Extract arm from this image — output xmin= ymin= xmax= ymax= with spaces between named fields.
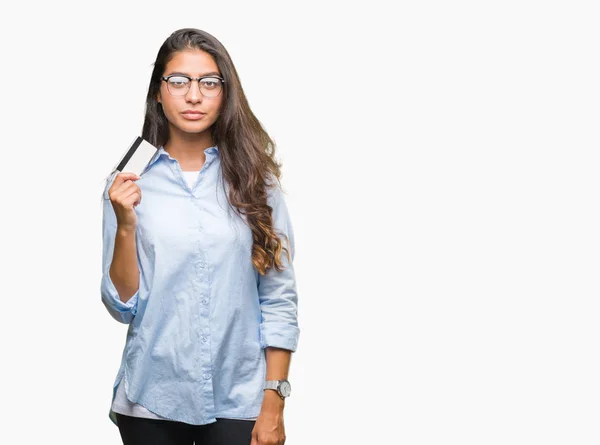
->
xmin=262 ymin=347 xmax=292 ymax=412
xmin=100 ymin=174 xmax=141 ymax=324
xmin=252 ymin=185 xmax=300 ymax=444
xmin=257 ymin=185 xmax=300 ymax=353
xmin=109 ymin=226 xmax=140 ymax=303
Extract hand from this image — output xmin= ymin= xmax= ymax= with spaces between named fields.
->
xmin=108 ymin=172 xmax=142 ymax=231
xmin=250 ymin=392 xmax=286 ymax=445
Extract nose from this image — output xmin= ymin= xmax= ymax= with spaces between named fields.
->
xmin=185 ymin=80 xmax=203 ymax=103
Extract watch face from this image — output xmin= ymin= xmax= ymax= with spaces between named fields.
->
xmin=279 ymin=380 xmax=291 ymax=397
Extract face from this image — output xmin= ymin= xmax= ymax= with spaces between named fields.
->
xmin=157 ymin=49 xmax=224 ymax=139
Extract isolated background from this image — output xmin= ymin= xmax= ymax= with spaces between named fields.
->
xmin=0 ymin=1 xmax=598 ymax=444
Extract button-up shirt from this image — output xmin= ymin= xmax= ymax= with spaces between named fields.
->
xmin=100 ymin=145 xmax=300 ymax=426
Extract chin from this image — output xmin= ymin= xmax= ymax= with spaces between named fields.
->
xmin=178 ymin=121 xmax=212 ymax=134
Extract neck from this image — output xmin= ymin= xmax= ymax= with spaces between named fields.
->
xmin=164 ymin=128 xmax=215 ymax=169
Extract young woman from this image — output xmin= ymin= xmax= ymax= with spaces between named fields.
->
xmin=101 ymin=28 xmax=300 ymax=445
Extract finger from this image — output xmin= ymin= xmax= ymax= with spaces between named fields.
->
xmin=112 ymin=189 xmax=141 ymax=208
xmin=111 ymin=172 xmax=141 ymax=189
xmin=115 ymin=177 xmax=140 ymax=193
xmin=110 ymin=181 xmax=140 ymax=201
xmin=116 ymin=171 xmax=140 ymax=182
xmin=131 ymin=190 xmax=142 ymax=207
xmin=121 ymin=171 xmax=141 ymax=178
xmin=123 ymin=190 xmax=142 ymax=208
xmin=116 ymin=181 xmax=140 ymax=197
xmin=250 ymin=433 xmax=259 ymax=445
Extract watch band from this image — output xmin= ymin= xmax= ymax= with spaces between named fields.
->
xmin=264 ymin=380 xmax=280 ymax=391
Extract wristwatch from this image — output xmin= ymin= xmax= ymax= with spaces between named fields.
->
xmin=264 ymin=379 xmax=291 ymax=399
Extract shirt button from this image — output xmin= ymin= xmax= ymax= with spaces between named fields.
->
xmin=202 ymin=299 xmax=208 ymax=305
xmin=203 ymin=373 xmax=211 ymax=380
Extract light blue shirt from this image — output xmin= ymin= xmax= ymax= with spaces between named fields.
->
xmin=100 ymin=145 xmax=300 ymax=426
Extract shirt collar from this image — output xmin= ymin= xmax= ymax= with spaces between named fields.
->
xmin=143 ymin=144 xmax=219 ymax=173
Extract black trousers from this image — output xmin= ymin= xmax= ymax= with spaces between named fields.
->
xmin=116 ymin=413 xmax=255 ymax=445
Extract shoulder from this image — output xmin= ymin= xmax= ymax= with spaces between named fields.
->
xmin=265 ymin=184 xmax=288 ymax=216
xmin=102 ymin=170 xmax=119 ymax=200
xmin=265 ymin=175 xmax=286 ymax=204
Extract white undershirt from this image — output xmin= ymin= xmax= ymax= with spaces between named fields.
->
xmin=181 ymin=170 xmax=201 ymax=188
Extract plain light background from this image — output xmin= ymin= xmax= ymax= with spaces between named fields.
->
xmin=0 ymin=1 xmax=598 ymax=444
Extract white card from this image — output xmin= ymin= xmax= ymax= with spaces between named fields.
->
xmin=114 ymin=137 xmax=159 ymax=177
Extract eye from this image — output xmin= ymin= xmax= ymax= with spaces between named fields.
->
xmin=168 ymin=76 xmax=189 ymax=88
xmin=200 ymin=78 xmax=220 ymax=90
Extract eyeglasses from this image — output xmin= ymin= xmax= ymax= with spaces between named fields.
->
xmin=161 ymin=75 xmax=225 ymax=98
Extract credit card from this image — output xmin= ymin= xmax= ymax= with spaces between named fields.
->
xmin=114 ymin=136 xmax=159 ymax=177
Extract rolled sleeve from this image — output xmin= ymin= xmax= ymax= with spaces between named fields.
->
xmin=101 ymin=269 xmax=139 ymax=324
xmin=257 ymin=184 xmax=300 ymax=352
xmin=100 ymin=173 xmax=139 ymax=324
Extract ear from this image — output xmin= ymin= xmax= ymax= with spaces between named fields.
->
xmin=157 ymin=91 xmax=162 ymax=104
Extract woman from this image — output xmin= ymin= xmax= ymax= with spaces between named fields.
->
xmin=100 ymin=28 xmax=300 ymax=445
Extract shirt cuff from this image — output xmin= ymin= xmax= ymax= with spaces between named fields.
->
xmin=259 ymin=322 xmax=300 ymax=352
xmin=101 ymin=271 xmax=139 ymax=324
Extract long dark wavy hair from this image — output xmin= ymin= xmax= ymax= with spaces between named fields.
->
xmin=142 ymin=28 xmax=290 ymax=275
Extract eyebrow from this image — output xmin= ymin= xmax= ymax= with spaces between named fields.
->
xmin=165 ymin=71 xmax=221 ymax=77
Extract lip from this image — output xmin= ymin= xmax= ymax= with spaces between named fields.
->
xmin=181 ymin=111 xmax=206 ymax=120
